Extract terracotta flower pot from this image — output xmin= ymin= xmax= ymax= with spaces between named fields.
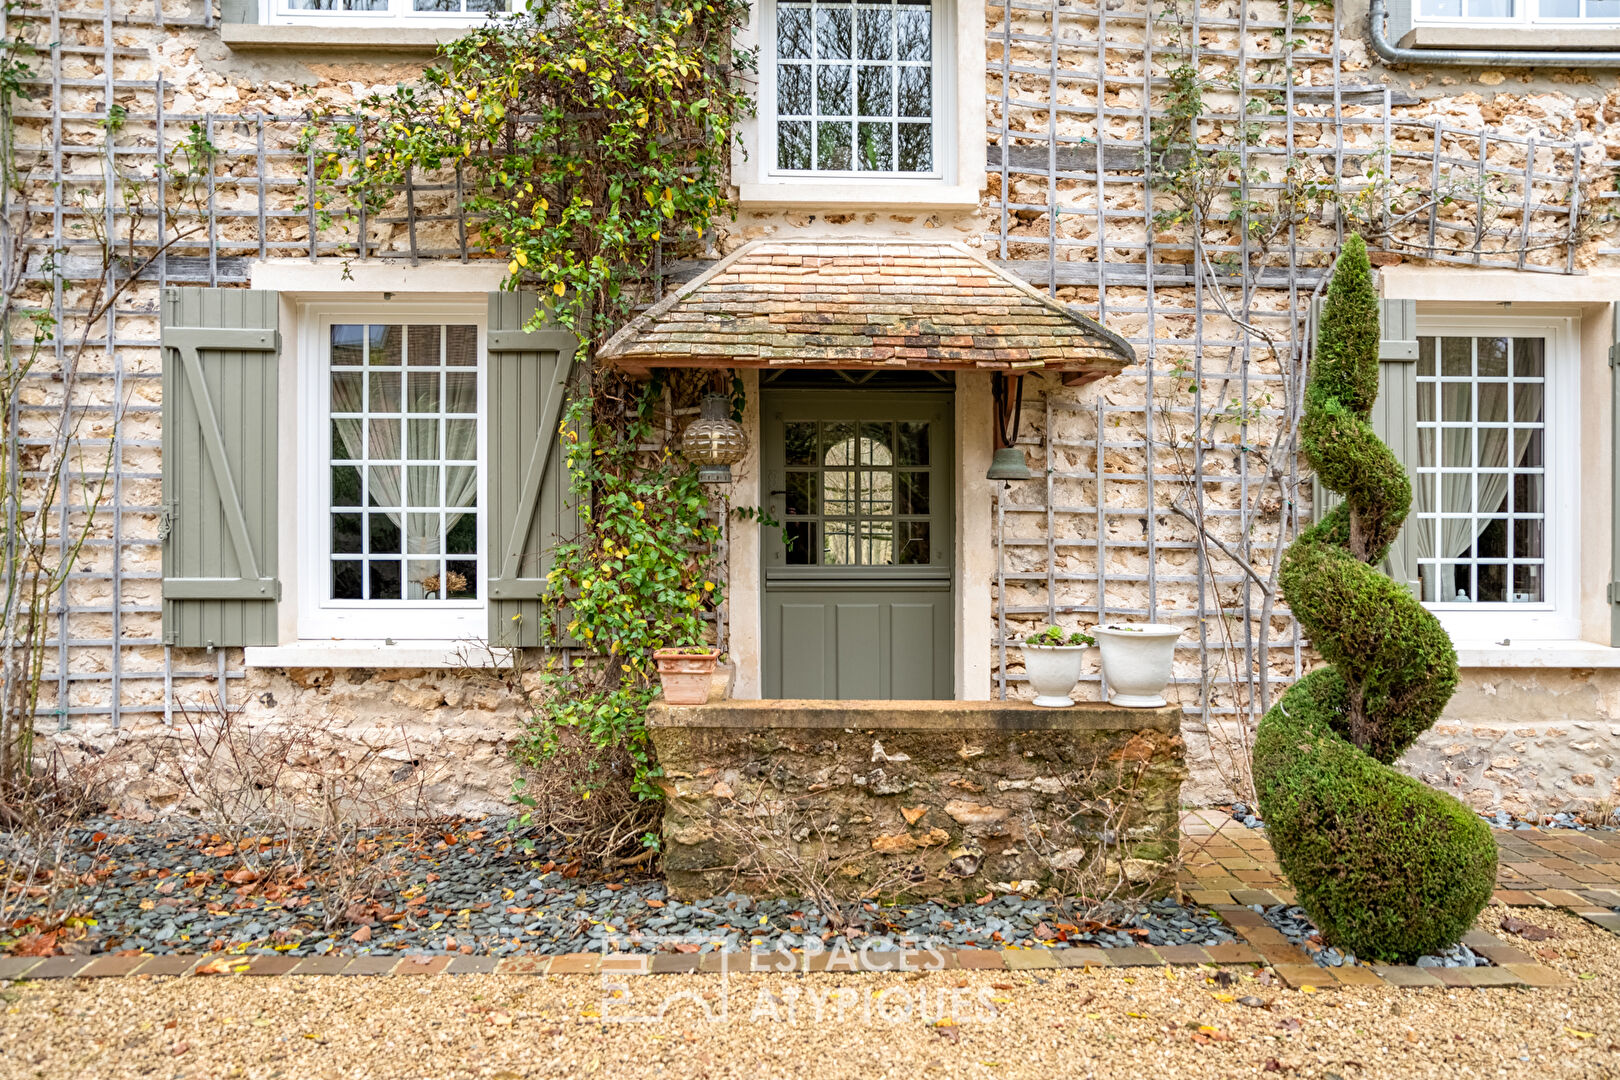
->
xmin=653 ymin=648 xmax=721 ymax=705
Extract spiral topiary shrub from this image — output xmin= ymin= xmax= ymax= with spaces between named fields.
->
xmin=1253 ymin=235 xmax=1497 ymax=963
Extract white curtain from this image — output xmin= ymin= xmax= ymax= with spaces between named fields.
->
xmin=331 ymin=370 xmax=478 ymax=576
xmin=1415 ymin=380 xmax=1540 ymax=600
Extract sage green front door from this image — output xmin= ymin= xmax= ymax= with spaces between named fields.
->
xmin=761 ymin=389 xmax=954 ymax=699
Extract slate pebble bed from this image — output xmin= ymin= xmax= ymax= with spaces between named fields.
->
xmin=7 ymin=819 xmax=1236 ymax=958
xmin=1259 ymin=903 xmax=1492 ymax=969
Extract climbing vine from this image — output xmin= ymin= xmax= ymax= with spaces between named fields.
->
xmin=515 ymin=383 xmax=724 ymax=805
xmin=1 ymin=0 xmax=220 ymax=794
xmin=300 ymin=0 xmax=753 ymax=342
xmin=298 ymin=0 xmax=754 ymax=818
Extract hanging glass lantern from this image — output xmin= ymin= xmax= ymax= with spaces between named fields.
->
xmin=681 ymin=392 xmax=747 ymax=483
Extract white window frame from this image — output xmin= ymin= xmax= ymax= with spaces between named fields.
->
xmin=295 ymin=299 xmax=488 ymax=642
xmin=760 ymin=0 xmax=953 ymax=183
xmin=1414 ymin=314 xmax=1579 ymax=643
xmin=262 ymin=0 xmax=511 ymax=27
xmin=1412 ymin=0 xmax=1620 ymax=26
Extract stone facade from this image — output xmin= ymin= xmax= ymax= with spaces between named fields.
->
xmin=648 ymin=700 xmax=1186 ymax=901
xmin=12 ymin=0 xmax=1620 ymax=823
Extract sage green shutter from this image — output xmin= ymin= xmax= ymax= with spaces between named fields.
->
xmin=485 ymin=293 xmax=580 ymax=647
xmin=1312 ymin=298 xmax=1420 ymax=595
xmin=161 ymin=287 xmax=281 ymax=648
xmin=1610 ymin=302 xmax=1620 ymax=644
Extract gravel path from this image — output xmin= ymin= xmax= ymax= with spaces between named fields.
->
xmin=2 ymin=907 xmax=1616 ymax=1080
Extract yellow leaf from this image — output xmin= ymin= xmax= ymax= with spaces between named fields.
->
xmin=1084 ymin=1013 xmax=1102 ymax=1020
xmin=1566 ymin=1028 xmax=1595 ymax=1039
xmin=1211 ymin=993 xmax=1236 ymax=1003
xmin=1298 ymin=985 xmax=1318 ymax=994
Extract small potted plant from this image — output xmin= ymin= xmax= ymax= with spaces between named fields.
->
xmin=1091 ymin=622 xmax=1183 ymax=707
xmin=653 ymin=644 xmax=721 ymax=705
xmin=1020 ymin=625 xmax=1095 ymax=708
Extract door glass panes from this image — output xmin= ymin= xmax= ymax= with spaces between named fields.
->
xmin=775 ymin=0 xmax=935 ymax=174
xmin=328 ymin=323 xmax=480 ymax=603
xmin=783 ymin=418 xmax=932 ymax=565
xmin=1414 ymin=335 xmax=1546 ymax=605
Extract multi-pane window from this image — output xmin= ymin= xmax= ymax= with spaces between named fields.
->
xmin=781 ymin=419 xmax=934 ymax=565
xmin=773 ymin=0 xmax=937 ymax=174
xmin=1416 ymin=0 xmax=1620 ymax=20
xmin=1413 ymin=334 xmax=1546 ymax=607
xmin=327 ymin=323 xmax=480 ymax=605
xmin=272 ymin=0 xmax=506 ymax=23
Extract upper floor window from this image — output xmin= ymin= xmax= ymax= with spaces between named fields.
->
xmin=1412 ymin=317 xmax=1578 ymax=641
xmin=765 ymin=0 xmax=948 ymax=178
xmin=1415 ymin=0 xmax=1620 ymax=22
xmin=267 ymin=0 xmax=508 ymax=26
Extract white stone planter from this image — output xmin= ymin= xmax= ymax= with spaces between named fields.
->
xmin=1022 ymin=644 xmax=1088 ymax=708
xmin=1093 ymin=623 xmax=1182 ymax=707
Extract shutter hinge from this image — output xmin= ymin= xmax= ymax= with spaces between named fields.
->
xmin=1610 ymin=343 xmax=1619 ymax=367
xmin=158 ymin=502 xmax=175 ymax=541
xmin=1609 ymin=582 xmax=1620 ymax=604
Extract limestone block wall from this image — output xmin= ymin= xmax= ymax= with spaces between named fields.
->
xmin=45 ymin=665 xmax=529 ymax=820
xmin=1403 ymin=670 xmax=1620 ymax=820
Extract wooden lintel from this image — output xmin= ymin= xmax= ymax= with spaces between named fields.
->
xmin=607 ymin=357 xmax=1131 ymax=382
xmin=1061 ymin=369 xmax=1114 ymax=389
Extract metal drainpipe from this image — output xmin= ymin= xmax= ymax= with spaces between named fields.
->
xmin=1367 ymin=0 xmax=1620 ymax=67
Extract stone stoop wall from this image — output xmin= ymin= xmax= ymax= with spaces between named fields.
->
xmin=1400 ymin=669 xmax=1620 ymax=820
xmin=647 ymin=700 xmax=1186 ymax=902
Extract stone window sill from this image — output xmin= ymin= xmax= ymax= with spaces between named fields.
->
xmin=1453 ymin=640 xmax=1620 ymax=669
xmin=1396 ymin=26 xmax=1620 ymax=51
xmin=244 ymin=640 xmax=508 ymax=670
xmin=736 ymin=182 xmax=982 ymax=211
xmin=221 ymin=25 xmax=465 ymax=51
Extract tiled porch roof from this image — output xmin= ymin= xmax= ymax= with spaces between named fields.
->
xmin=597 ymin=239 xmax=1136 ymax=382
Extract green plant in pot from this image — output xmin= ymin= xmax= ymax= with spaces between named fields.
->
xmin=653 ymin=645 xmax=721 ymax=705
xmin=1020 ymin=625 xmax=1095 ymax=708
